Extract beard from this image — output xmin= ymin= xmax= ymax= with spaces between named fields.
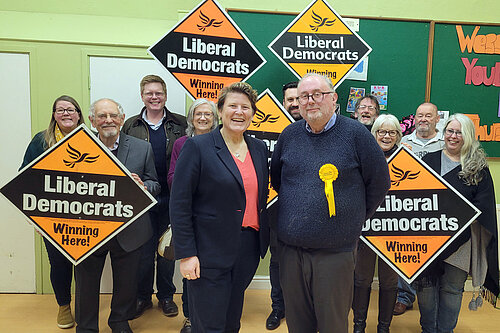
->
xmin=288 ymin=106 xmax=302 ymax=120
xmin=100 ymin=127 xmax=118 ymax=138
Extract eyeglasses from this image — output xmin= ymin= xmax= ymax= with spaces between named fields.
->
xmin=445 ymin=129 xmax=462 ymax=138
xmin=54 ymin=108 xmax=77 ymax=114
xmin=297 ymin=91 xmax=334 ymax=105
xmin=358 ymin=105 xmax=376 ymax=111
xmin=143 ymin=92 xmax=165 ymax=98
xmin=377 ymin=130 xmax=398 ymax=137
xmin=96 ymin=113 xmax=121 ymax=120
xmin=194 ymin=112 xmax=213 ymax=119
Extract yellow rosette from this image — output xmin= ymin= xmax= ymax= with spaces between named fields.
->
xmin=319 ymin=164 xmax=338 ymax=217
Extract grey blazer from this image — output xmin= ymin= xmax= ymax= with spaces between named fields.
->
xmin=115 ymin=133 xmax=160 ymax=252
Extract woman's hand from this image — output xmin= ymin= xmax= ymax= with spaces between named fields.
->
xmin=180 ymin=256 xmax=200 ymax=280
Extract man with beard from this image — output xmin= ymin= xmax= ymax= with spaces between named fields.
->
xmin=401 ymin=102 xmax=444 ymax=159
xmin=354 ymin=95 xmax=380 ymax=131
xmin=271 ymin=73 xmax=390 ymax=332
xmin=265 ymin=81 xmax=301 ymax=330
xmin=75 ymin=98 xmax=160 ymax=333
xmin=282 ymin=81 xmax=301 ymax=120
xmin=394 ymin=102 xmax=444 ymax=316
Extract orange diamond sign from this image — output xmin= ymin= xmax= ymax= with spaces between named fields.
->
xmin=247 ymin=89 xmax=295 ymax=207
xmin=268 ymin=0 xmax=371 ymax=88
xmin=148 ymin=0 xmax=265 ymax=101
xmin=0 ymin=125 xmax=156 ymax=265
xmin=361 ymin=146 xmax=480 ymax=283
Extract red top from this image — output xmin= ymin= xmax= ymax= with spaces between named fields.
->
xmin=232 ymin=151 xmax=259 ymax=231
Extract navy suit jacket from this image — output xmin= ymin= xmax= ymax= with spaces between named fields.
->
xmin=170 ymin=127 xmax=269 ymax=269
xmin=115 ymin=133 xmax=160 ymax=252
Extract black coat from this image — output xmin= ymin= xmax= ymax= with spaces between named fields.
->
xmin=170 ymin=127 xmax=270 ymax=269
xmin=422 ymin=150 xmax=499 ymax=298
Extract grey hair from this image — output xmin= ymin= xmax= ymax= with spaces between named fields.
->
xmin=371 ymin=114 xmax=403 ymax=145
xmin=89 ymin=98 xmax=125 ymax=119
xmin=186 ymin=99 xmax=218 ymax=136
xmin=445 ymin=113 xmax=487 ymax=185
xmin=298 ymin=72 xmax=335 ymax=92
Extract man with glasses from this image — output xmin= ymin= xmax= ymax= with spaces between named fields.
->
xmin=394 ymin=102 xmax=444 ymax=316
xmin=76 ymin=98 xmax=160 ymax=333
xmin=122 ymin=75 xmax=187 ymax=319
xmin=271 ymin=73 xmax=390 ymax=333
xmin=354 ymin=95 xmax=380 ymax=130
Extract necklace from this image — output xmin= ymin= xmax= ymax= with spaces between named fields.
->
xmin=234 ymin=152 xmax=240 ymax=158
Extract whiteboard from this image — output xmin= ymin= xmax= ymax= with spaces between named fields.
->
xmin=0 ymin=52 xmax=36 ymax=292
xmin=89 ymin=56 xmax=187 ymax=123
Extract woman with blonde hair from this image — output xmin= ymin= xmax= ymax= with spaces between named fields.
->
xmin=416 ymin=113 xmax=499 ymax=332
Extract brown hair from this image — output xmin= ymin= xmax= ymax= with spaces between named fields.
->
xmin=217 ymin=82 xmax=258 ymax=114
xmin=140 ymin=75 xmax=167 ymax=95
xmin=44 ymin=95 xmax=83 ymax=148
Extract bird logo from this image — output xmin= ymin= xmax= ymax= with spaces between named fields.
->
xmin=63 ymin=144 xmax=100 ymax=168
xmin=309 ymin=10 xmax=336 ymax=32
xmin=390 ymin=164 xmax=420 ymax=186
xmin=197 ymin=11 xmax=223 ymax=32
xmin=251 ymin=109 xmax=280 ymax=128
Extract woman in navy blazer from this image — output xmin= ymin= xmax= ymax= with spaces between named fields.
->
xmin=170 ymin=82 xmax=269 ymax=333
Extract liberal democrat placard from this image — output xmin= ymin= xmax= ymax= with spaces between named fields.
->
xmin=246 ymin=89 xmax=295 ymax=208
xmin=148 ymin=0 xmax=265 ymax=101
xmin=0 ymin=125 xmax=156 ymax=265
xmin=268 ymin=0 xmax=371 ymax=88
xmin=361 ymin=146 xmax=480 ymax=283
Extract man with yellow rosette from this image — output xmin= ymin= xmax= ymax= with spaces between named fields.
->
xmin=270 ymin=73 xmax=390 ymax=333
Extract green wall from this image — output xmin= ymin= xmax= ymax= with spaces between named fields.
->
xmin=1 ymin=0 xmax=499 ymax=287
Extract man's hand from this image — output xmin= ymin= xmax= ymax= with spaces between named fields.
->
xmin=180 ymin=256 xmax=201 ymax=280
xmin=130 ymin=172 xmax=147 ymax=190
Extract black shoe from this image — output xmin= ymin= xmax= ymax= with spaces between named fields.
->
xmin=112 ymin=329 xmax=133 ymax=333
xmin=266 ymin=310 xmax=285 ymax=330
xmin=180 ymin=318 xmax=192 ymax=333
xmin=132 ymin=299 xmax=152 ymax=319
xmin=111 ymin=322 xmax=133 ymax=333
xmin=159 ymin=299 xmax=179 ymax=317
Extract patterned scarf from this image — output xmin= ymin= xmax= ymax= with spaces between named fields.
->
xmin=54 ymin=124 xmax=65 ymax=142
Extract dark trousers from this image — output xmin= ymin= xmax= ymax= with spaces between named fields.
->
xmin=354 ymin=242 xmax=398 ymax=291
xmin=75 ymin=238 xmax=141 ymax=333
xmin=182 ymin=277 xmax=189 ymax=318
xmin=269 ymin=230 xmax=284 ymax=312
xmin=137 ymin=191 xmax=176 ymax=301
xmin=44 ymin=237 xmax=73 ymax=306
xmin=353 ymin=242 xmax=398 ymax=328
xmin=188 ymin=228 xmax=260 ymax=333
xmin=279 ymin=242 xmax=355 ymax=333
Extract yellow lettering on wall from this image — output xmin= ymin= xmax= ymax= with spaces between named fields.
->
xmin=465 ymin=114 xmax=500 ymax=142
xmin=456 ymin=25 xmax=500 ymax=55
xmin=457 ymin=25 xmax=480 ymax=53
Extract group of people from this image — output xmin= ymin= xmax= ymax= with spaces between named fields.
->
xmin=349 ymin=94 xmax=499 ymax=333
xmin=22 ymin=72 xmax=499 ymax=333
